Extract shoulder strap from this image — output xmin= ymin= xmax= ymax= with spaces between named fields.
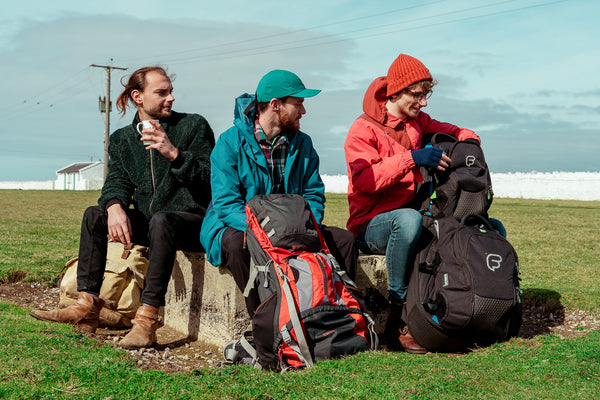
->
xmin=461 ymin=214 xmax=495 ymax=231
xmin=275 ymin=263 xmax=314 ymax=368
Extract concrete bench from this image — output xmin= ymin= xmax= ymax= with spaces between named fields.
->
xmin=163 ymin=252 xmax=389 ymax=348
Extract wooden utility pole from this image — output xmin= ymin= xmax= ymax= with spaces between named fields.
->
xmin=91 ymin=63 xmax=127 ymax=181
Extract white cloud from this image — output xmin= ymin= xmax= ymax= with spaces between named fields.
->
xmin=1 ymin=1 xmax=599 ymax=180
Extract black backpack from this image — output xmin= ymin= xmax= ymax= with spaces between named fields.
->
xmin=416 ymin=133 xmax=493 ymax=220
xmin=405 ymin=214 xmax=522 ymax=352
xmin=224 ymin=194 xmax=377 ymax=371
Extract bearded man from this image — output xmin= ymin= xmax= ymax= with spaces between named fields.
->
xmin=200 ymin=70 xmax=357 ymax=316
xmin=30 ymin=66 xmax=215 ymax=349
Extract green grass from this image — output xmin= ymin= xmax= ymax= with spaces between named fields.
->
xmin=0 ymin=190 xmax=99 ymax=283
xmin=1 ymin=300 xmax=599 ymax=399
xmin=1 ymin=190 xmax=600 ymax=399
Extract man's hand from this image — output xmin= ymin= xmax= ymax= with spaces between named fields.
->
xmin=411 ymin=147 xmax=451 ymax=171
xmin=107 ymin=203 xmax=132 ymax=244
xmin=140 ymin=120 xmax=179 ymax=161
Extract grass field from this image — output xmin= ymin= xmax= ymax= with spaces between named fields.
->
xmin=1 ymin=190 xmax=599 ymax=399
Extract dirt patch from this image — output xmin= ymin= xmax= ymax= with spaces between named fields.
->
xmin=1 ymin=282 xmax=223 ymax=372
xmin=2 ymin=282 xmax=599 ymax=373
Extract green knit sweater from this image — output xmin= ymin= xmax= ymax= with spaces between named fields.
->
xmin=98 ymin=111 xmax=215 ymax=219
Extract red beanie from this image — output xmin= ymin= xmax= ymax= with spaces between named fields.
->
xmin=386 ymin=54 xmax=432 ymax=97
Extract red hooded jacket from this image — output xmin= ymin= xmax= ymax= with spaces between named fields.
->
xmin=344 ymin=76 xmax=480 ymax=236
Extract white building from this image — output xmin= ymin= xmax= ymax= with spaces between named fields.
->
xmin=54 ymin=162 xmax=104 ymax=190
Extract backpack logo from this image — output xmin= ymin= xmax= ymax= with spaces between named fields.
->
xmin=486 ymin=254 xmax=502 ymax=271
xmin=465 ymin=155 xmax=476 ymax=167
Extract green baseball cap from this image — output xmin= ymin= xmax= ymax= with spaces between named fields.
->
xmin=256 ymin=70 xmax=321 ymax=102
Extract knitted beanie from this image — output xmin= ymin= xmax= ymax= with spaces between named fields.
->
xmin=386 ymin=54 xmax=432 ymax=97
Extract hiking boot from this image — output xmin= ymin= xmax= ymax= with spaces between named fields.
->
xmin=29 ymin=291 xmax=104 ymax=334
xmin=399 ymin=325 xmax=427 ymax=354
xmin=384 ymin=302 xmax=427 ymax=354
xmin=118 ymin=305 xmax=159 ymax=349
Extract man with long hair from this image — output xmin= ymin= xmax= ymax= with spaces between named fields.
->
xmin=30 ymin=66 xmax=215 ymax=349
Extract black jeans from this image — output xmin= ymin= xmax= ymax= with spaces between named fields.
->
xmin=221 ymin=225 xmax=357 ymax=317
xmin=76 ymin=206 xmax=204 ymax=307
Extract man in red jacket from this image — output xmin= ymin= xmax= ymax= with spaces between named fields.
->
xmin=344 ymin=54 xmax=480 ymax=354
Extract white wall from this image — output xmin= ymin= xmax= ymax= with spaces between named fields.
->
xmin=322 ymin=172 xmax=600 ymax=201
xmin=0 ymin=181 xmax=55 ymax=190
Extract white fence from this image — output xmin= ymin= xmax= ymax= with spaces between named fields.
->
xmin=2 ymin=172 xmax=599 ymax=200
xmin=0 ymin=181 xmax=55 ymax=190
xmin=322 ymin=172 xmax=600 ymax=201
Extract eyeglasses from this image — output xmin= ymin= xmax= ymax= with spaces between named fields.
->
xmin=403 ymin=89 xmax=433 ymax=102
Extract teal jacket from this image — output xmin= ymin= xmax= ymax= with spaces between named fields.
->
xmin=200 ymin=93 xmax=326 ymax=266
xmin=98 ymin=111 xmax=215 ymax=219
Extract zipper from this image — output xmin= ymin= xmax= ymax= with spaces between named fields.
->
xmin=148 ymin=149 xmax=156 ymax=216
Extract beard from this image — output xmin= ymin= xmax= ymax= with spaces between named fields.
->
xmin=278 ymin=109 xmax=300 ymax=134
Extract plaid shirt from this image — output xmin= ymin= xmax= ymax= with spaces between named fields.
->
xmin=254 ymin=118 xmax=288 ymax=194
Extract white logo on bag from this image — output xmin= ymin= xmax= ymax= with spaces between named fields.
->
xmin=486 ymin=254 xmax=502 ymax=271
xmin=466 ymin=155 xmax=476 ymax=167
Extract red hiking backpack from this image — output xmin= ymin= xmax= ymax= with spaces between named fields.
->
xmin=232 ymin=194 xmax=378 ymax=371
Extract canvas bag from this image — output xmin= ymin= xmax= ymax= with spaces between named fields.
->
xmin=59 ymin=241 xmax=149 ymax=328
xmin=405 ymin=214 xmax=522 ymax=352
xmin=230 ymin=194 xmax=378 ymax=371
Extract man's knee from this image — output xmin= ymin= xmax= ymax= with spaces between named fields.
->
xmin=391 ymin=209 xmax=422 ymax=236
xmin=221 ymin=228 xmax=246 ymax=258
xmin=83 ymin=205 xmax=104 ymax=220
xmin=82 ymin=205 xmax=107 ymax=232
xmin=148 ymin=211 xmax=172 ymax=231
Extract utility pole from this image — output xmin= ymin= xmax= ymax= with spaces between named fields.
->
xmin=91 ymin=63 xmax=127 ymax=181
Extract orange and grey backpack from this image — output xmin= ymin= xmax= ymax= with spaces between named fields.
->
xmin=224 ymin=194 xmax=377 ymax=371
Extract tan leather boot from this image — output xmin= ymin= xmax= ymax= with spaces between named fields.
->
xmin=118 ymin=305 xmax=159 ymax=349
xmin=29 ymin=291 xmax=104 ymax=334
xmin=385 ymin=302 xmax=427 ymax=354
xmin=399 ymin=325 xmax=427 ymax=354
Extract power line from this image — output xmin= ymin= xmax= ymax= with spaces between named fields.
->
xmin=1 ymin=0 xmax=567 ymax=116
xmin=161 ymin=0 xmax=564 ymax=66
xmin=119 ymin=0 xmax=525 ymax=65
xmin=117 ymin=0 xmax=453 ymax=65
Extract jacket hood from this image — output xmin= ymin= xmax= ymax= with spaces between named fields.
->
xmin=233 ymin=93 xmax=257 ymax=130
xmin=362 ymin=76 xmax=389 ymax=125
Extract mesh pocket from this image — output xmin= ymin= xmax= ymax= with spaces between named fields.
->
xmin=472 ymin=295 xmax=514 ymax=338
xmin=454 ymin=190 xmax=486 ymax=219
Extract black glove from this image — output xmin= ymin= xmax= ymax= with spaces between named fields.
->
xmin=411 ymin=147 xmax=443 ymax=168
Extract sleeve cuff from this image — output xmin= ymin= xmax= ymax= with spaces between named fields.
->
xmin=104 ymin=199 xmax=122 ymax=212
xmin=170 ymin=149 xmax=186 ymax=169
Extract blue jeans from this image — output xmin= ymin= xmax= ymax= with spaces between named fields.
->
xmin=358 ymin=208 xmax=422 ymax=304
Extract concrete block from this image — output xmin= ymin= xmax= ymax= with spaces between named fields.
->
xmin=161 ymin=252 xmax=390 ymax=348
xmin=354 ymin=255 xmax=389 ymax=335
xmin=162 ymin=251 xmax=250 ymax=348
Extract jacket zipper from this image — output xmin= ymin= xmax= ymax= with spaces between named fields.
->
xmin=148 ymin=149 xmax=156 ymax=216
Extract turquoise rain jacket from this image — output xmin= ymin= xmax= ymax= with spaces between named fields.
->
xmin=200 ymin=93 xmax=326 ymax=266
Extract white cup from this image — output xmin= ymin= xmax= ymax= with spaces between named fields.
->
xmin=136 ymin=120 xmax=159 ymax=145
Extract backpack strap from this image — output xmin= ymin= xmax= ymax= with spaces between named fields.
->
xmin=238 ymin=331 xmax=258 ymax=361
xmin=461 ymin=214 xmax=495 ymax=231
xmin=222 ymin=331 xmax=260 ymax=368
xmin=243 ymin=259 xmax=271 ymax=297
xmin=275 ymin=263 xmax=314 ymax=368
xmin=325 ymin=253 xmax=358 ymax=289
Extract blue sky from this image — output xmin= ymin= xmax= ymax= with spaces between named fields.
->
xmin=0 ymin=0 xmax=598 ymax=180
